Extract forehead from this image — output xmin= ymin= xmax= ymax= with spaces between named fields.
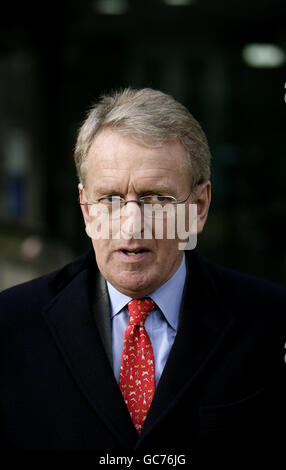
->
xmin=85 ymin=128 xmax=190 ymax=191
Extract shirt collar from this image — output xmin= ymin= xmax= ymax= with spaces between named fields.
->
xmin=107 ymin=254 xmax=186 ymax=332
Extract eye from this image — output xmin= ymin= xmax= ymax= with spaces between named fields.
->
xmin=98 ymin=195 xmax=123 ymax=204
xmin=143 ymin=195 xmax=174 ymax=204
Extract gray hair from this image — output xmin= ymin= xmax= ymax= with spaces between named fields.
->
xmin=74 ymin=88 xmax=211 ymax=189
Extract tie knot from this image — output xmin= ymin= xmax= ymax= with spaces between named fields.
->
xmin=127 ymin=298 xmax=155 ymax=326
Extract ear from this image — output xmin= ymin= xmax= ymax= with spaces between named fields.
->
xmin=194 ymin=180 xmax=211 ymax=234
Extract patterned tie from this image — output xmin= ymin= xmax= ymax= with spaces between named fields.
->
xmin=119 ymin=298 xmax=156 ymax=434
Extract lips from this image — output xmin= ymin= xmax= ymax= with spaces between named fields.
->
xmin=118 ymin=245 xmax=150 ymax=253
xmin=122 ymin=249 xmax=146 ymax=256
xmin=116 ymin=246 xmax=151 ymax=260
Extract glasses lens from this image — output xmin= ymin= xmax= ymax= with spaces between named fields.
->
xmin=143 ymin=203 xmax=176 ymax=220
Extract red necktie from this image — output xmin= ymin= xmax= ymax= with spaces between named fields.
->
xmin=119 ymin=298 xmax=156 ymax=434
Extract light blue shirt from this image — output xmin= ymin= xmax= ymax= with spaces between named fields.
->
xmin=107 ymin=255 xmax=186 ymax=386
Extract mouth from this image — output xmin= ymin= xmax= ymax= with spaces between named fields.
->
xmin=121 ymin=249 xmax=147 ymax=256
xmin=116 ymin=247 xmax=151 ymax=261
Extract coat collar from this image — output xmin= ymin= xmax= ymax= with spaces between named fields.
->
xmin=42 ymin=252 xmax=138 ymax=448
xmin=137 ymin=249 xmax=237 ymax=443
xmin=41 ymin=248 xmax=236 ymax=448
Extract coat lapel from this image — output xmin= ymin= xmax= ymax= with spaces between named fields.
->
xmin=41 ymin=263 xmax=138 ymax=448
xmin=41 ymin=249 xmax=237 ymax=447
xmin=138 ymin=250 xmax=237 ymax=442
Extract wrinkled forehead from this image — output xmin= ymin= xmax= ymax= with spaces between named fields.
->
xmin=86 ymin=128 xmax=190 ymax=172
xmin=83 ymin=129 xmax=191 ymax=194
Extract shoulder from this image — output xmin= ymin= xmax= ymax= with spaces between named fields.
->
xmin=0 ymin=250 xmax=96 ymax=326
xmin=203 ymin=255 xmax=286 ymax=337
xmin=187 ymin=249 xmax=286 ymax=324
xmin=207 ymin=257 xmax=286 ymax=305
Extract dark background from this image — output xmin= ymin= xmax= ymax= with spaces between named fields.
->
xmin=0 ymin=0 xmax=285 ymax=290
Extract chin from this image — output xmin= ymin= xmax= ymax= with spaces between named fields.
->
xmin=115 ymin=271 xmax=155 ymax=297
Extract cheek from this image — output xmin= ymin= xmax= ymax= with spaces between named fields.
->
xmin=155 ymin=238 xmax=181 ymax=261
xmin=146 ymin=215 xmax=175 ymax=241
xmin=92 ymin=239 xmax=111 ymax=264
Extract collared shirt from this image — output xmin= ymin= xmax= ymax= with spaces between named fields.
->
xmin=107 ymin=254 xmax=186 ymax=386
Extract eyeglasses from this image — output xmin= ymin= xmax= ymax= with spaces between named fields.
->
xmin=80 ymin=192 xmax=192 ymax=219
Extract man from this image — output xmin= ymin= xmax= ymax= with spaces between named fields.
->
xmin=0 ymin=88 xmax=285 ymax=464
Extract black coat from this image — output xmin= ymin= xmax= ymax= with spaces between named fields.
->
xmin=0 ymin=249 xmax=285 ymax=465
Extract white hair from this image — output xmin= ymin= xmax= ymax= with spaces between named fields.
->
xmin=74 ymin=87 xmax=211 ymax=189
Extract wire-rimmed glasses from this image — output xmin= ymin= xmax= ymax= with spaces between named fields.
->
xmin=79 ymin=192 xmax=192 ymax=220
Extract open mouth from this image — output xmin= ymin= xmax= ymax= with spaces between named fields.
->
xmin=121 ymin=249 xmax=147 ymax=256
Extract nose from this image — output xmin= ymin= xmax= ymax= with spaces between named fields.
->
xmin=120 ymin=201 xmax=143 ymax=239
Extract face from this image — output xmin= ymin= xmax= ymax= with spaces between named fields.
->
xmin=80 ymin=128 xmax=210 ymax=298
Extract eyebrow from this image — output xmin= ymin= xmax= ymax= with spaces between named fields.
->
xmin=90 ymin=185 xmax=175 ymax=198
xmin=89 ymin=187 xmax=123 ymax=199
xmin=141 ymin=187 xmax=174 ymax=195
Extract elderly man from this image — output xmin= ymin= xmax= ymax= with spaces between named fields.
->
xmin=0 ymin=88 xmax=285 ymax=464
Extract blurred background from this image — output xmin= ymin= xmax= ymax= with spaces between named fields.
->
xmin=0 ymin=0 xmax=285 ymax=291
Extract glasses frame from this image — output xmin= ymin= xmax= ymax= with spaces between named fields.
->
xmin=79 ymin=191 xmax=193 ymax=208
